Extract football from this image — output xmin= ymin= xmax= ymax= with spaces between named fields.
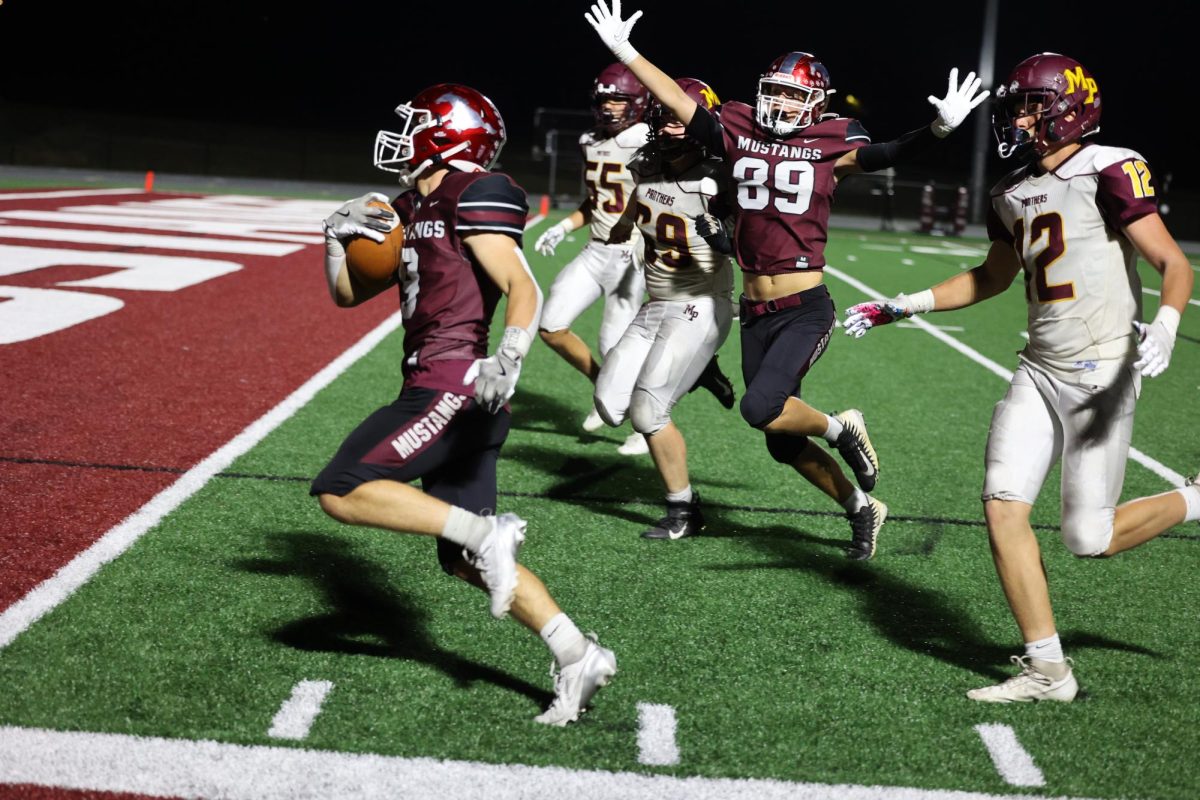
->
xmin=345 ymin=200 xmax=404 ymax=282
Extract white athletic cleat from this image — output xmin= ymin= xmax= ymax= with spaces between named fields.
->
xmin=534 ymin=634 xmax=617 ymax=726
xmin=582 ymin=408 xmax=605 ymax=432
xmin=967 ymin=656 xmax=1078 ymax=703
xmin=468 ymin=513 xmax=525 ymax=619
xmin=617 ymin=431 xmax=649 ymax=455
xmin=833 ymin=408 xmax=879 ymax=492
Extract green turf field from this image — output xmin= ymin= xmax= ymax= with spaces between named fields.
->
xmin=1 ymin=220 xmax=1197 ymax=798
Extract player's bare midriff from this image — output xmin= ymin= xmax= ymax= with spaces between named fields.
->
xmin=742 ymin=269 xmax=824 ymax=301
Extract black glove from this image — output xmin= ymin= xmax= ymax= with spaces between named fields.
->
xmin=694 ymin=213 xmax=733 ymax=255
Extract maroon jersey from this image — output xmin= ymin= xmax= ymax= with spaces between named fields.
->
xmin=390 ymin=171 xmax=528 ymax=392
xmin=686 ymin=101 xmax=870 ymax=275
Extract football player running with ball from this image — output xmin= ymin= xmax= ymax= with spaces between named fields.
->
xmin=586 ymin=0 xmax=989 ymax=559
xmin=592 ymin=77 xmax=735 ymax=540
xmin=315 ymin=84 xmax=615 ymax=726
xmin=843 ymin=54 xmax=1198 ymax=701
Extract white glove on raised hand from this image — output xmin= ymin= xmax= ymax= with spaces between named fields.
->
xmin=463 ymin=327 xmax=532 ymax=414
xmin=323 ymin=192 xmax=396 ymax=243
xmin=585 ymin=0 xmax=643 ymax=64
xmin=929 ymin=68 xmax=990 ymax=138
xmin=535 ymin=222 xmax=569 ymax=257
xmin=1132 ymin=307 xmax=1181 ymax=378
xmin=842 ymin=291 xmax=934 ymax=338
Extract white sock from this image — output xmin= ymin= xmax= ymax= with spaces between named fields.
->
xmin=1025 ymin=633 xmax=1064 ymax=664
xmin=540 ymin=612 xmax=587 ymax=667
xmin=440 ymin=506 xmax=492 ymax=553
xmin=666 ymin=485 xmax=694 ymax=504
xmin=841 ymin=489 xmax=868 ymax=513
xmin=822 ymin=414 xmax=843 ymax=444
xmin=1178 ymin=484 xmax=1200 ymax=522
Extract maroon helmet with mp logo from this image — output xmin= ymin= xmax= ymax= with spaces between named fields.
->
xmin=647 ymin=77 xmax=721 ymax=156
xmin=374 ymin=84 xmax=507 ymax=184
xmin=756 ymin=52 xmax=833 ymax=137
xmin=592 ymin=62 xmax=649 ymax=134
xmin=993 ymin=53 xmax=1101 ymax=158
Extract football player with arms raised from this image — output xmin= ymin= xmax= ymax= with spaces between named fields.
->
xmin=592 ymin=77 xmax=734 ymax=539
xmin=586 ymin=0 xmax=988 ymax=559
xmin=843 ymin=54 xmax=1198 ymax=701
xmin=315 ymin=84 xmax=615 ymax=726
xmin=535 ymin=64 xmax=734 ymax=456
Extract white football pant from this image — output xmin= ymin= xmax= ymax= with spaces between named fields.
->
xmin=539 ymin=242 xmax=645 ymax=358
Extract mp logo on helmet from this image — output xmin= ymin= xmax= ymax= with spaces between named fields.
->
xmin=1065 ymin=66 xmax=1098 ymax=105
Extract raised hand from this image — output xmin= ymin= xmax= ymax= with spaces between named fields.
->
xmin=929 ymin=68 xmax=990 ymax=138
xmin=585 ymin=0 xmax=643 ymax=64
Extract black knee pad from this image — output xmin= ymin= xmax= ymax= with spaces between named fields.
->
xmin=740 ymin=388 xmax=783 ymax=430
xmin=765 ymin=432 xmax=808 ymax=464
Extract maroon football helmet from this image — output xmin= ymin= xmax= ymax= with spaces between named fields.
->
xmin=647 ymin=77 xmax=721 ymax=157
xmin=756 ymin=52 xmax=833 ymax=137
xmin=592 ymin=62 xmax=649 ymax=134
xmin=374 ymin=84 xmax=507 ymax=184
xmin=993 ymin=53 xmax=1101 ymax=159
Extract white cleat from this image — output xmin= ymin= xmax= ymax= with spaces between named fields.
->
xmin=582 ymin=408 xmax=605 ymax=432
xmin=617 ymin=431 xmax=649 ymax=456
xmin=967 ymin=656 xmax=1078 ymax=703
xmin=468 ymin=513 xmax=525 ymax=619
xmin=534 ymin=634 xmax=617 ymax=726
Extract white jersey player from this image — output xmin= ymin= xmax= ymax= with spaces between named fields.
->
xmin=842 ymin=54 xmax=1197 ymax=702
xmin=593 ymin=77 xmax=735 ymax=539
xmin=535 ymin=63 xmax=650 ymax=455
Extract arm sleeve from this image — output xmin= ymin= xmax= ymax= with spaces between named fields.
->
xmin=458 ymin=175 xmax=529 ymax=244
xmin=854 ymin=125 xmax=938 ymax=173
xmin=685 ymin=105 xmax=728 ymax=159
xmin=1096 ymin=158 xmax=1158 ymax=229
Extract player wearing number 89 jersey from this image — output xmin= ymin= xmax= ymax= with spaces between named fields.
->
xmin=841 ymin=53 xmax=1197 ymax=701
xmin=585 ymin=0 xmax=991 ymax=557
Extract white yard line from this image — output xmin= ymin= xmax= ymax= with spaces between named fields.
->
xmin=0 ymin=310 xmax=404 ymax=652
xmin=268 ymin=681 xmax=334 ymax=741
xmin=636 ymin=703 xmax=679 ymax=766
xmin=974 ymin=724 xmax=1045 ymax=788
xmin=0 ymin=189 xmax=147 ymax=201
xmin=1141 ymin=287 xmax=1200 ymax=308
xmin=826 ymin=265 xmax=1186 ymax=486
xmin=0 ymin=725 xmax=1104 ymax=800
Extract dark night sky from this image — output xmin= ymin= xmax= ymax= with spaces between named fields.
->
xmin=2 ymin=0 xmax=1197 ymax=190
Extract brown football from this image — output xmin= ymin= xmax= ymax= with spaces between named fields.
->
xmin=345 ymin=200 xmax=404 ymax=282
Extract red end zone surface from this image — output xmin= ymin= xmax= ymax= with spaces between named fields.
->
xmin=0 ymin=189 xmax=395 ymax=611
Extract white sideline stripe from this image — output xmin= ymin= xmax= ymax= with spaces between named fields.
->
xmin=0 ymin=189 xmax=145 ymax=201
xmin=268 ymin=681 xmax=334 ymax=741
xmin=974 ymin=724 xmax=1045 ymax=788
xmin=0 ymin=725 xmax=1106 ymax=800
xmin=525 ymin=213 xmax=546 ymax=229
xmin=0 ymin=310 xmax=404 ymax=652
xmin=826 ymin=265 xmax=1186 ymax=487
xmin=895 ymin=321 xmax=965 ymax=332
xmin=1142 ymin=287 xmax=1200 ymax=308
xmin=636 ymin=703 xmax=679 ymax=766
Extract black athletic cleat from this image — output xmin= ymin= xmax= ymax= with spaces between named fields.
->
xmin=846 ymin=495 xmax=888 ymax=560
xmin=642 ymin=493 xmax=706 ymax=540
xmin=689 ymin=356 xmax=736 ymax=409
xmin=832 ymin=409 xmax=879 ymax=492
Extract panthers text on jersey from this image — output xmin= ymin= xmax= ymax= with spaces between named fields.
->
xmin=579 ymin=122 xmax=648 ymax=245
xmin=390 ymin=171 xmax=528 ymax=391
xmin=629 ymin=152 xmax=734 ymax=302
xmin=685 ymin=101 xmax=870 ymax=275
xmin=987 ymin=143 xmax=1159 ymax=383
